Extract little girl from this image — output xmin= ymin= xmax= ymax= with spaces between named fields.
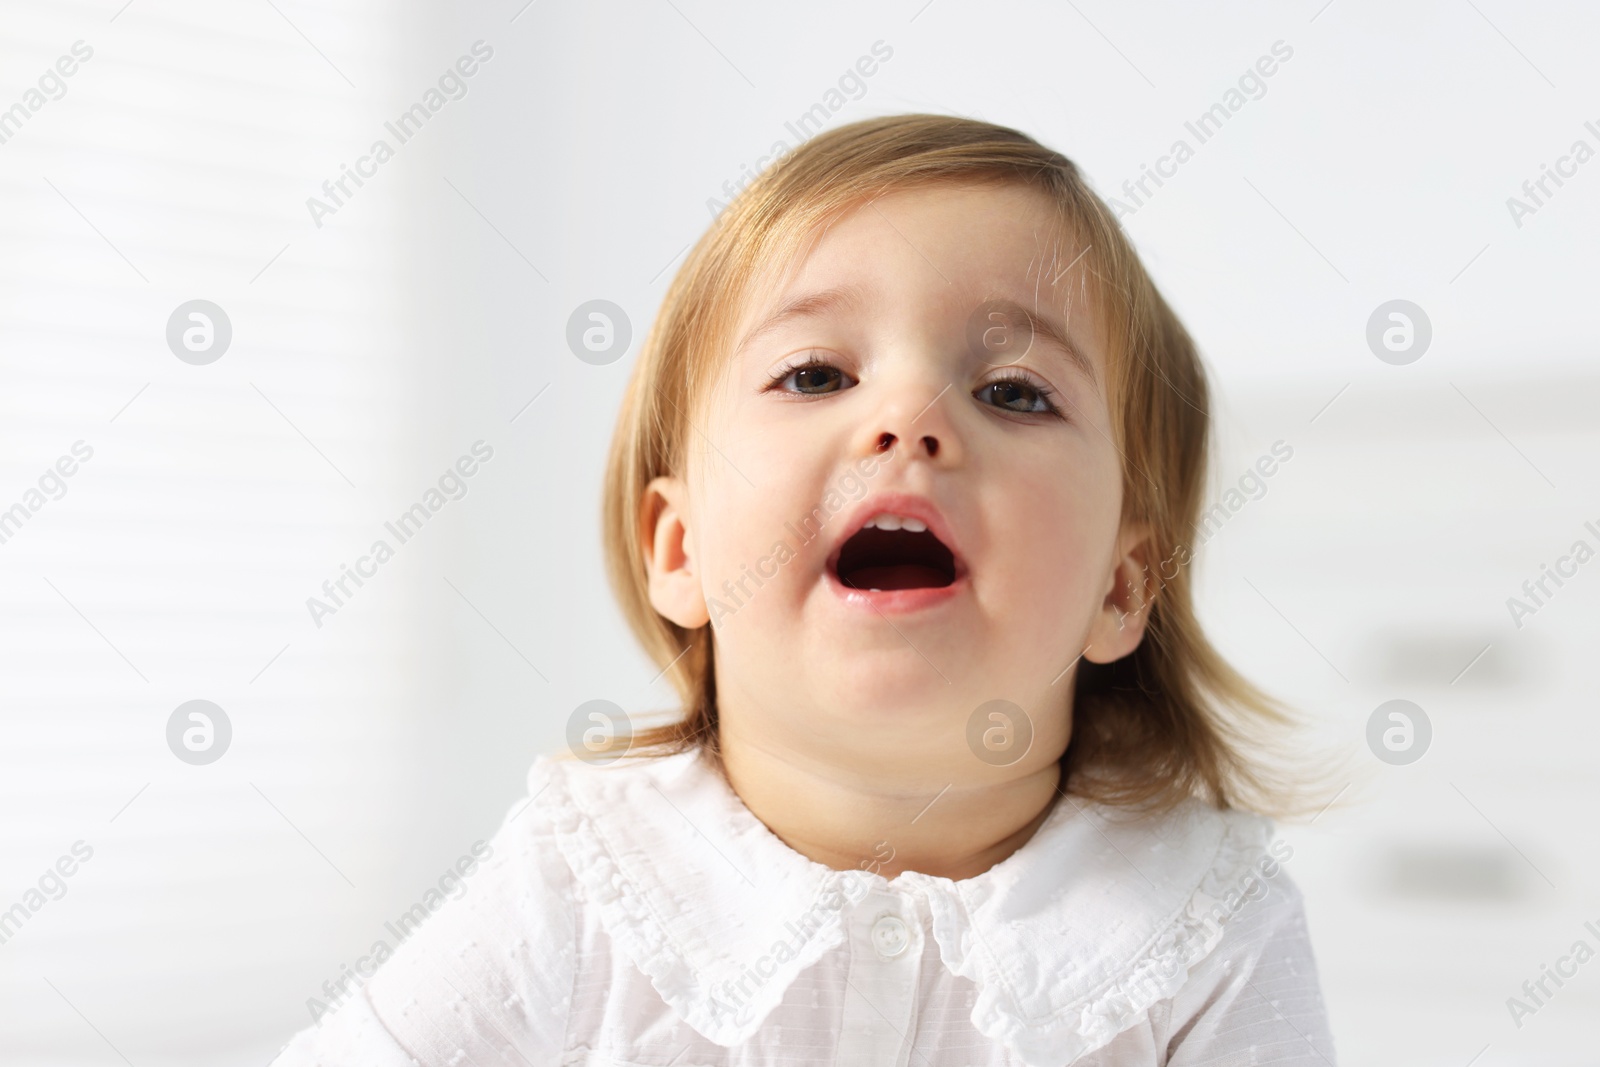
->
xmin=272 ymin=114 xmax=1335 ymax=1066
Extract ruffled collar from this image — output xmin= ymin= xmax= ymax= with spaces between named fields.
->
xmin=535 ymin=746 xmax=1273 ymax=1066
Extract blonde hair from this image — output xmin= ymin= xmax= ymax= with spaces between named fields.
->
xmin=600 ymin=113 xmax=1308 ymax=816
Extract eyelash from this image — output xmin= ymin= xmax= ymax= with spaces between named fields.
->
xmin=763 ymin=354 xmax=1065 ymax=419
xmin=982 ymin=369 xmax=1064 ymax=418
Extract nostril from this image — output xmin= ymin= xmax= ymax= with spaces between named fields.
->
xmin=877 ymin=432 xmax=896 ymax=453
xmin=923 ymin=435 xmax=938 ymax=457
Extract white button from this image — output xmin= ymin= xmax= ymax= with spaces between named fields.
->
xmin=871 ymin=914 xmax=909 ymax=959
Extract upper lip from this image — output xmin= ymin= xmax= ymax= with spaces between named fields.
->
xmin=825 ymin=491 xmax=967 ymax=581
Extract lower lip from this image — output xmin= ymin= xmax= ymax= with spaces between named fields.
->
xmin=825 ymin=567 xmax=967 ymax=615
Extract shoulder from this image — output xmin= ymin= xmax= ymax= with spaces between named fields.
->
xmin=960 ymin=793 xmax=1328 ymax=1064
xmin=366 ymin=754 xmax=585 ymax=1059
xmin=1076 ymin=796 xmax=1314 ymax=1008
xmin=1150 ymin=819 xmax=1337 ymax=1065
xmin=271 ymin=752 xmax=587 ymax=1066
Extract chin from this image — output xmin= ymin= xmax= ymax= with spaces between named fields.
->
xmin=819 ymin=668 xmax=972 ymax=721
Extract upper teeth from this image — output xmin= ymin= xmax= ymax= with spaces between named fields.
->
xmin=865 ymin=513 xmax=927 ymax=533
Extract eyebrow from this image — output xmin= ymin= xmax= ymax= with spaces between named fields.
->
xmin=979 ymin=297 xmax=1099 ymax=390
xmin=734 ymin=282 xmax=872 ymax=356
xmin=736 ymin=285 xmax=1098 ymax=390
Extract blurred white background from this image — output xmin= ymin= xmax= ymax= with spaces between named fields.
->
xmin=1 ymin=0 xmax=1596 ymax=1063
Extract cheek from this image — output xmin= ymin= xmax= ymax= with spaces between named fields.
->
xmin=694 ymin=476 xmax=817 ymax=682
xmin=694 ymin=411 xmax=774 ymax=580
xmin=1004 ymin=498 xmax=1098 ymax=595
xmin=693 ymin=467 xmax=813 ymax=606
xmin=985 ymin=448 xmax=1120 ymax=613
xmin=697 ymin=397 xmax=842 ymax=591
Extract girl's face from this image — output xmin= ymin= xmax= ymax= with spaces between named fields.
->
xmin=644 ymin=181 xmax=1153 ymax=784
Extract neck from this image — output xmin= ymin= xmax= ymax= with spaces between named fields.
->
xmin=715 ymin=733 xmax=1063 ymax=882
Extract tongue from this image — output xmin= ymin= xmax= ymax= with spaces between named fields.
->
xmin=841 ymin=564 xmax=949 ymax=591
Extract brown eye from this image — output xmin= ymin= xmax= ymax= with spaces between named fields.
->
xmin=976 ymin=374 xmax=1061 ymax=417
xmin=767 ymin=357 xmax=854 ymax=396
xmin=792 ymin=365 xmax=844 ymax=394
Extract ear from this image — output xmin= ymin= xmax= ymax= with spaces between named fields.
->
xmin=1083 ymin=521 xmax=1157 ymax=665
xmin=641 ymin=475 xmax=710 ymax=630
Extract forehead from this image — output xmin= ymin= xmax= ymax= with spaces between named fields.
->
xmin=747 ymin=181 xmax=1081 ymax=307
xmin=727 ymin=181 xmax=1107 ymax=383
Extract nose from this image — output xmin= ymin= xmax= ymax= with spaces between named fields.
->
xmin=873 ymin=429 xmax=939 ymax=458
xmin=858 ymin=380 xmax=962 ymax=467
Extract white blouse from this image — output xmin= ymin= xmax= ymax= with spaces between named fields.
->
xmin=269 ymin=746 xmax=1336 ymax=1066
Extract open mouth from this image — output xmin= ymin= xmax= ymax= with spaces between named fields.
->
xmin=832 ymin=523 xmax=959 ymax=591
